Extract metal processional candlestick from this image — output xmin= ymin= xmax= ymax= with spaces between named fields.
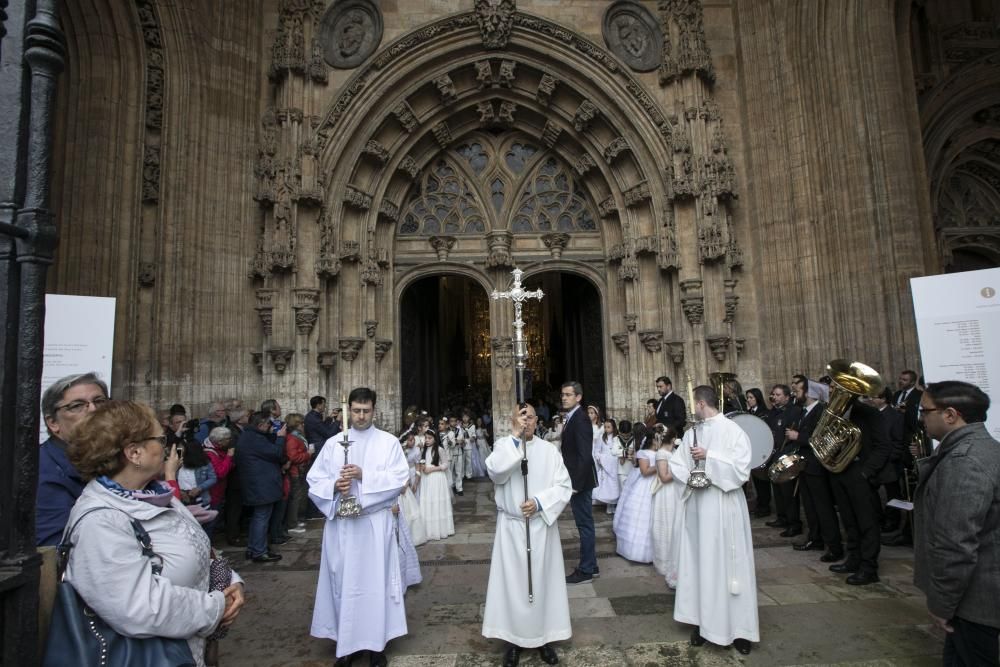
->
xmin=491 ymin=267 xmax=544 ymax=603
xmin=336 ymin=395 xmax=362 ymax=518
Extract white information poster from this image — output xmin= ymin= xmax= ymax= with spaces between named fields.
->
xmin=39 ymin=294 xmax=116 ymax=442
xmin=911 ymin=268 xmax=1000 ymax=440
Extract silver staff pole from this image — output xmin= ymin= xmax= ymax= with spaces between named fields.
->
xmin=491 ymin=267 xmax=544 ymax=604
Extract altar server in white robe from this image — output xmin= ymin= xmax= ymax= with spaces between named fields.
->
xmin=669 ymin=384 xmax=760 ymax=656
xmin=482 ymin=403 xmax=573 ymax=667
xmin=308 ymin=387 xmax=411 ymax=667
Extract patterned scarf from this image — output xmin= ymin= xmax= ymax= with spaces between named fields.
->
xmin=96 ymin=475 xmax=175 ymax=507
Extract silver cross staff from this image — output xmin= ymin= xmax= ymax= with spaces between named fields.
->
xmin=491 ymin=267 xmax=544 ymax=604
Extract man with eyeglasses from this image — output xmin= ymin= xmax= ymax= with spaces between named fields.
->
xmin=36 ymin=372 xmax=109 ymax=546
xmin=913 ymin=381 xmax=1000 ymax=666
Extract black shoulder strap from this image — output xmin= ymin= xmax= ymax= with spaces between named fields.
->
xmin=57 ymin=506 xmax=165 ymax=578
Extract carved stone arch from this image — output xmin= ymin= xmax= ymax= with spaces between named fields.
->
xmin=393 ymin=263 xmax=495 ymax=304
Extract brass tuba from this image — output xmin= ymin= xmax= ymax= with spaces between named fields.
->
xmin=809 ymin=359 xmax=884 ymax=473
xmin=708 ymin=372 xmax=742 ymax=414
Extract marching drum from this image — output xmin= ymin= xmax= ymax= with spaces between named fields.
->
xmin=725 ymin=412 xmax=774 ymax=473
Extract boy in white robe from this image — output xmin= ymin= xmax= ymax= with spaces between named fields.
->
xmin=669 ymin=384 xmax=760 ymax=655
xmin=308 ymin=387 xmax=411 ymax=667
xmin=482 ymin=403 xmax=573 ymax=666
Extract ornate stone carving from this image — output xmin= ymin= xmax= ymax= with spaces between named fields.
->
xmin=269 ymin=348 xmax=294 ymax=373
xmin=319 ymin=0 xmax=383 ymax=69
xmin=667 ymin=341 xmax=685 ymax=364
xmin=251 ymin=352 xmax=264 ymax=373
xmin=309 ymin=36 xmax=329 ymax=84
xmin=476 ymin=0 xmax=515 ymax=49
xmin=603 ymin=136 xmax=631 ymax=164
xmin=343 ymin=185 xmax=373 ymax=210
xmin=434 ymin=74 xmax=457 ymax=105
xmin=497 ymin=60 xmax=516 ymax=87
xmin=392 ymin=100 xmax=418 ymax=132
xmin=475 ymin=60 xmax=494 ymax=89
xmin=639 ymin=329 xmax=664 ymax=353
xmin=573 ymin=153 xmax=596 ymax=176
xmin=624 ymin=313 xmax=638 ymax=332
xmin=541 ymin=232 xmax=570 ymax=259
xmin=536 ymin=72 xmax=559 ymax=106
xmin=611 ymin=332 xmax=630 ymax=356
xmin=680 ymin=278 xmax=704 ymax=325
xmin=142 ymin=146 xmax=160 ymax=202
xmin=318 ymin=350 xmax=337 ymax=370
xmin=397 ymin=155 xmax=420 ymax=180
xmin=658 ymin=0 xmax=715 ymax=85
xmin=697 ymin=216 xmax=727 ymax=263
xmin=255 ymin=288 xmax=277 ymax=336
xmin=362 ymin=139 xmax=390 ymax=164
xmin=293 ymin=288 xmax=320 ymax=335
xmin=378 ymin=199 xmax=399 ymax=222
xmin=734 ymin=337 xmax=746 ymax=354
xmin=432 ymin=122 xmax=453 ymax=149
xmin=723 ymin=278 xmax=739 ymax=323
xmin=497 ymin=101 xmax=516 ymax=127
xmin=573 ymin=100 xmax=599 ymax=132
xmin=486 ymin=230 xmax=514 ymax=268
xmin=340 ymin=240 xmax=361 ymax=262
xmin=364 ymin=319 xmax=378 ymax=338
xmin=339 ymin=337 xmax=365 ymax=362
xmin=623 ymin=181 xmax=651 ymax=207
xmin=374 ymin=338 xmax=393 ymax=362
xmin=477 ymin=101 xmax=496 ymax=126
xmin=598 ymin=195 xmax=618 ymax=218
xmin=619 ymin=254 xmax=639 ymax=281
xmin=706 ymin=334 xmax=730 ymax=362
xmin=491 ymin=336 xmax=513 ymax=368
xmin=603 ymin=0 xmax=662 ymax=72
xmin=429 ymin=235 xmax=457 ymax=261
xmin=138 ymin=262 xmax=156 ymax=287
xmin=541 ymin=120 xmax=561 ymax=148
xmin=360 ymin=259 xmax=383 ymax=286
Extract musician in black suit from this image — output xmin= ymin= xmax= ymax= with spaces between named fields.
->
xmin=828 ymin=400 xmax=892 ymax=585
xmin=786 ymin=381 xmax=843 ymax=561
xmin=892 ymin=369 xmax=922 ymax=441
xmin=766 ymin=383 xmax=804 ymax=535
xmin=560 ymin=381 xmax=599 ymax=585
xmin=872 ymin=388 xmax=906 ymax=534
xmin=654 ymin=376 xmax=687 ymax=437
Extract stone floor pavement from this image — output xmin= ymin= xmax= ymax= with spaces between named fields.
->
xmin=217 ymin=478 xmax=942 ymax=666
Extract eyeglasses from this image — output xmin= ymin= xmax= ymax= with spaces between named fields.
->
xmin=918 ymin=407 xmax=942 ymax=414
xmin=54 ymin=397 xmax=108 ymax=414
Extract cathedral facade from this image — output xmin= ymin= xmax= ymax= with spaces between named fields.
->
xmin=46 ymin=0 xmax=998 ymax=426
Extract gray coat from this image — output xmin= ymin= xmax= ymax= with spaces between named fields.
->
xmin=913 ymin=422 xmax=1000 ymax=627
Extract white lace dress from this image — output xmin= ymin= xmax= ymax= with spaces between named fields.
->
xmin=612 ymin=449 xmax=657 ymax=563
xmin=419 ymin=448 xmax=455 ymax=540
xmin=651 ymin=447 xmax=680 ymax=585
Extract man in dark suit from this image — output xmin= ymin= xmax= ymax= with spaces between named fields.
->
xmin=766 ymin=381 xmax=805 ymax=536
xmin=654 ymin=376 xmax=687 ymax=437
xmin=560 ymin=380 xmax=599 ymax=584
xmin=872 ymin=388 xmax=907 ymax=536
xmin=892 ymin=369 xmax=922 ymax=441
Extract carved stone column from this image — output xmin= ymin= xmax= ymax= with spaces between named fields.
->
xmin=255 ymin=288 xmax=277 ymax=336
xmin=293 ymin=288 xmax=320 ymax=335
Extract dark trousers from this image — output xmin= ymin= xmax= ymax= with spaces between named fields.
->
xmin=285 ymin=475 xmax=306 ymax=527
xmin=943 ymin=616 xmax=999 ymax=667
xmin=224 ymin=480 xmax=245 ymax=544
xmin=270 ymin=496 xmax=288 ymax=541
xmin=880 ymin=478 xmax=903 ymax=529
xmin=830 ymin=464 xmax=880 ymax=574
xmin=248 ymin=502 xmax=275 ymax=557
xmin=752 ymin=476 xmax=772 ymax=513
xmin=774 ymin=480 xmax=801 ymax=529
xmin=800 ymin=472 xmax=842 ymax=552
xmin=569 ymin=489 xmax=597 ymax=575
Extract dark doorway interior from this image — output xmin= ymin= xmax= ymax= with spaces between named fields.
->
xmin=946 ymin=248 xmax=999 ymax=273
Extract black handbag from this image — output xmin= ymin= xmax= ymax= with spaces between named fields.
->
xmin=43 ymin=507 xmax=197 ymax=667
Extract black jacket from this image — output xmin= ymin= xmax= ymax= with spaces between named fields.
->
xmin=892 ymin=388 xmax=922 ymax=441
xmin=561 ymin=405 xmax=598 ymax=493
xmin=874 ymin=406 xmax=904 ymax=484
xmin=766 ymin=403 xmax=804 ymax=455
xmin=654 ymin=392 xmax=687 ymax=436
xmin=304 ymin=409 xmax=340 ymax=447
xmin=235 ymin=427 xmax=287 ymax=506
xmin=847 ymin=402 xmax=893 ymax=483
xmin=796 ymin=401 xmax=826 ymax=475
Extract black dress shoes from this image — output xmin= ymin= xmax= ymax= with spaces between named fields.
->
xmin=882 ymin=533 xmax=913 ymax=547
xmin=251 ymin=552 xmax=282 ymax=563
xmin=733 ymin=638 xmax=752 ymax=655
xmin=846 ymin=571 xmax=880 ymax=586
xmin=333 ymin=655 xmax=352 ymax=667
xmin=765 ymin=519 xmax=788 ymax=528
xmin=793 ymin=540 xmax=825 ymax=551
xmin=829 ymin=561 xmax=859 ymax=573
xmin=538 ymin=644 xmax=559 ymax=665
xmin=779 ymin=527 xmax=803 ymax=538
xmin=369 ymin=651 xmax=388 ymax=667
xmin=690 ymin=627 xmax=707 ymax=647
xmin=503 ymin=645 xmax=522 ymax=667
xmin=820 ymin=550 xmax=845 ymax=563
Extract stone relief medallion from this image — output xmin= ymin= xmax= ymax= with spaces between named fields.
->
xmin=602 ymin=0 xmax=662 ymax=73
xmin=320 ymin=0 xmax=383 ymax=69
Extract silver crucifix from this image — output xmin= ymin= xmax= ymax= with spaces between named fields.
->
xmin=490 ymin=267 xmax=544 ymax=395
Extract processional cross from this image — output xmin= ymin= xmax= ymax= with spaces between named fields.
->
xmin=490 ymin=267 xmax=544 ymax=604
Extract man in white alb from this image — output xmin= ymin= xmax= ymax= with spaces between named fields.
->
xmin=482 ymin=403 xmax=572 ymax=666
xmin=669 ymin=384 xmax=759 ymax=655
xmin=308 ymin=387 xmax=411 ymax=667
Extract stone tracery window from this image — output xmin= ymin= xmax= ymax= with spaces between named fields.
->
xmin=398 ymin=133 xmax=598 ymax=236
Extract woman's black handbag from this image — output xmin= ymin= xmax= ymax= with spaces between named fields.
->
xmin=43 ymin=507 xmax=197 ymax=667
